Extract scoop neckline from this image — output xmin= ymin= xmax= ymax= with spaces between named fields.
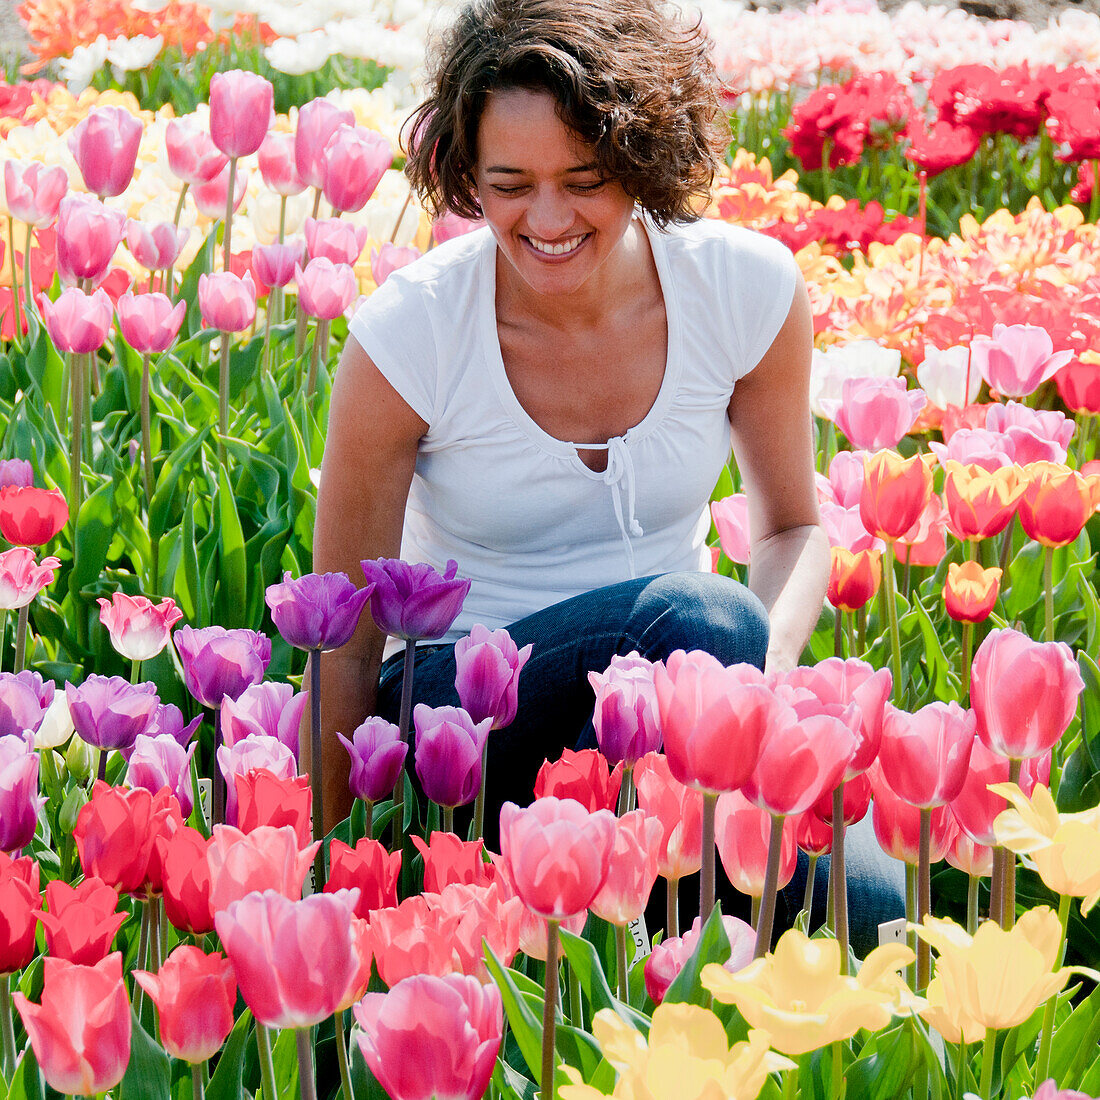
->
xmin=480 ymin=216 xmax=683 ymax=478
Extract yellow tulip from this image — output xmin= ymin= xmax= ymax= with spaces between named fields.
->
xmin=559 ymin=1003 xmax=791 ymax=1100
xmin=992 ymin=783 xmax=1100 ymax=914
xmin=701 ymin=929 xmax=917 ymax=1055
xmin=913 ymin=908 xmax=1074 ymax=1043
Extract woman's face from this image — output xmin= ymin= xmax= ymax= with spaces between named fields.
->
xmin=473 ymin=87 xmax=637 ymax=300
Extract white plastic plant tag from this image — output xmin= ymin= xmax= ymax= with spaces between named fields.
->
xmin=628 ymin=915 xmax=652 ymax=960
xmin=196 ymin=778 xmax=212 ymax=830
xmin=878 ymin=917 xmax=907 ymax=947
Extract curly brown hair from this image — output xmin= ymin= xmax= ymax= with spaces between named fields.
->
xmin=403 ymin=0 xmax=728 ymax=227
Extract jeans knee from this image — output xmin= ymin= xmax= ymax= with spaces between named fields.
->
xmin=627 ymin=572 xmax=769 ymax=669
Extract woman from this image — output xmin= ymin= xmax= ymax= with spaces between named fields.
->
xmin=315 ymin=0 xmax=832 ymax=893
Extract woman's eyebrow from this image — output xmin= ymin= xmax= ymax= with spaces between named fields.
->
xmin=483 ymin=162 xmax=601 ymax=174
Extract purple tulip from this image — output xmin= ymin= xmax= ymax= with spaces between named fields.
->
xmin=412 ymin=704 xmax=490 ymax=809
xmin=0 ymin=671 xmax=55 ymax=738
xmin=145 ymin=702 xmax=201 ymax=749
xmin=127 ymin=733 xmax=197 ymax=817
xmin=174 ymin=625 xmax=271 ymax=708
xmin=337 ymin=716 xmax=407 ymax=803
xmin=359 ymin=558 xmax=471 ymax=641
xmin=0 ymin=731 xmax=44 ymax=852
xmin=587 ymin=652 xmax=662 ymax=766
xmin=65 ymin=675 xmax=158 ymax=752
xmin=264 ymin=571 xmax=374 ymax=651
xmin=220 ymin=682 xmax=307 ymax=761
xmin=454 ymin=625 xmax=532 ymax=730
xmin=216 ymin=733 xmax=296 ymax=826
xmin=0 ymin=460 xmax=33 ymax=490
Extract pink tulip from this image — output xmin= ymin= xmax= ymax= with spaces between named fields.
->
xmin=831 ymin=376 xmax=927 ymax=451
xmin=714 ymin=790 xmax=797 ymax=896
xmin=295 ymin=98 xmax=355 ymax=190
xmin=252 ymin=242 xmax=300 ymax=289
xmin=206 ymin=824 xmax=318 ymax=914
xmin=986 ymin=401 xmax=1075 ymax=466
xmin=96 ymin=591 xmax=182 ymax=661
xmin=13 ymin=952 xmax=130 ymax=1096
xmin=824 ymin=449 xmax=867 ymax=508
xmin=209 ymin=70 xmax=274 ymax=159
xmin=498 ymin=796 xmax=616 ymax=919
xmin=192 ymin=163 xmax=248 ymax=220
xmin=0 ymin=547 xmax=60 ymax=610
xmin=587 ymin=651 xmax=661 ymax=766
xmin=589 ymin=810 xmax=663 ymax=925
xmin=877 ymin=701 xmax=975 ymax=809
xmin=868 ymin=763 xmax=957 ymax=865
xmin=432 ymin=211 xmax=483 ymax=243
xmin=304 ymin=216 xmax=368 ymax=265
xmin=133 ymin=946 xmax=236 ymax=1063
xmin=454 ymin=624 xmax=532 ymax=730
xmin=116 ymin=291 xmax=186 ymax=355
xmin=928 ymin=427 xmax=1013 ymax=471
xmin=55 ymin=193 xmax=125 ymax=284
xmin=217 ymin=734 xmax=296 ymax=826
xmin=216 ymin=888 xmax=362 ymax=1028
xmin=166 ymin=115 xmax=228 ymax=185
xmin=355 ymin=973 xmax=503 ymax=1100
xmin=67 ymin=105 xmax=143 ymax=198
xmin=3 ymin=160 xmax=67 ymax=226
xmin=257 ymin=131 xmax=306 ymax=195
xmin=126 ymin=220 xmax=189 ymax=271
xmin=322 ymin=125 xmax=392 ymax=213
xmin=1028 ymin=1081 xmax=1094 ymax=1100
xmin=812 ymin=769 xmax=872 ymax=826
xmin=950 ymin=738 xmax=1050 ymax=846
xmin=39 ymin=286 xmax=113 ymax=354
xmin=198 ymin=270 xmax=256 ymax=333
xmin=294 ymin=257 xmax=358 ymax=320
xmin=634 ymin=751 xmax=704 ymax=879
xmin=820 ymin=500 xmax=884 ymax=554
xmin=220 ymin=681 xmax=307 ymax=759
xmin=970 ymin=323 xmax=1074 ymax=398
xmin=970 ymin=627 xmax=1083 ymax=760
xmin=653 ymin=650 xmax=772 ymax=793
xmin=0 ymin=731 xmax=43 ymax=853
xmin=370 ymin=242 xmax=421 ymax=286
xmin=127 ymin=733 xmax=197 ymax=817
xmin=946 ymin=830 xmax=993 ymax=878
xmin=644 ymin=914 xmax=756 ymax=1005
xmin=711 ymin=493 xmax=751 ymax=564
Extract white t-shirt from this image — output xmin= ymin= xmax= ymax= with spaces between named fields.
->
xmin=348 ymin=217 xmax=798 ymax=655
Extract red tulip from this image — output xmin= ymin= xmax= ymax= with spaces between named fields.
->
xmin=96 ymin=591 xmax=182 ymax=661
xmin=0 ymin=486 xmax=68 ymax=545
xmin=37 ymin=877 xmax=125 ymax=964
xmin=216 ymin=888 xmax=363 ymax=1028
xmin=653 ymin=650 xmax=773 ymax=793
xmin=714 ymin=790 xmax=797 ymax=897
xmin=321 ymin=124 xmax=392 ymax=213
xmin=3 ymin=160 xmax=67 ymax=226
xmin=589 ymin=810 xmax=663 ymax=926
xmin=13 ymin=952 xmax=131 ymax=1096
xmin=878 ymin=701 xmax=976 ymax=809
xmin=166 ymin=115 xmax=228 ymax=185
xmin=498 ymin=796 xmax=616 ymax=920
xmin=633 ymin=750 xmax=704 ymax=879
xmin=950 ymin=739 xmax=1050 ymax=847
xmin=0 ymin=852 xmax=40 ymax=974
xmin=812 ymin=770 xmax=872 ymax=826
xmin=133 ymin=946 xmax=237 ymax=1063
xmin=39 ymin=286 xmax=113 ymax=354
xmin=970 ymin=628 xmax=1084 ymax=760
xmin=235 ymin=768 xmax=312 ymax=848
xmin=115 ymin=292 xmax=186 ymax=355
xmin=206 ymin=823 xmax=318 ymax=915
xmin=354 ymin=973 xmax=503 ymax=1100
xmin=795 ymin=809 xmax=833 ymax=856
xmin=859 ymin=449 xmax=935 ymax=542
xmin=868 ymin=763 xmax=957 ymax=865
xmin=533 ymin=747 xmax=622 ymax=812
xmin=410 ymin=832 xmax=496 ymax=893
xmin=324 ymin=837 xmax=401 ymax=919
xmin=158 ymin=824 xmax=215 ymax=935
xmin=827 ymin=547 xmax=881 ymax=612
xmin=208 ymin=70 xmax=273 ymax=158
xmin=67 ymin=105 xmax=143 ymax=198
xmin=1055 ymin=356 xmax=1100 ymax=415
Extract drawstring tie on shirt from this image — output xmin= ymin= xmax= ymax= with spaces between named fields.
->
xmin=574 ymin=435 xmax=644 ymax=577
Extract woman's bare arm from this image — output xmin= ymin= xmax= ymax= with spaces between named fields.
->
xmin=310 ymin=336 xmax=426 ymax=833
xmin=727 ymin=275 xmax=829 ymax=673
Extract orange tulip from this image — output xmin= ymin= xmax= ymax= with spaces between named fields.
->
xmin=828 ymin=547 xmax=881 ymax=611
xmin=1018 ymin=462 xmax=1100 ymax=547
xmin=942 ymin=462 xmax=1026 ymax=542
xmin=943 ymin=561 xmax=1002 ymax=623
xmin=859 ymin=450 xmax=935 ymax=542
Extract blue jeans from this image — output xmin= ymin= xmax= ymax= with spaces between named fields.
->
xmin=376 ymin=571 xmax=903 ymax=952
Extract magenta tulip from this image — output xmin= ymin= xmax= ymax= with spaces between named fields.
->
xmin=166 ymin=115 xmax=228 ymax=185
xmin=146 ymin=702 xmax=201 ymax=749
xmin=0 ymin=460 xmax=33 ymax=490
xmin=586 ymin=651 xmax=661 ymax=765
xmin=126 ymin=220 xmax=189 ymax=271
xmin=252 ymin=241 xmax=300 ymax=289
xmin=0 ymin=731 xmax=43 ymax=852
xmin=39 ymin=286 xmax=113 ymax=353
xmin=127 ymin=733 xmax=197 ymax=817
xmin=220 ymin=681 xmax=306 ymax=759
xmin=257 ymin=131 xmax=306 ymax=195
xmin=208 ymin=70 xmax=274 ymax=158
xmin=3 ymin=160 xmax=67 ymax=226
xmin=174 ymin=624 xmax=271 ymax=708
xmin=359 ymin=557 xmax=470 ymax=641
xmin=67 ymin=105 xmax=143 ymax=198
xmin=65 ymin=675 xmax=158 ymax=752
xmin=54 ymin=193 xmax=126 ymax=284
xmin=0 ymin=670 xmax=54 ymax=738
xmin=354 ymin=973 xmax=503 ymax=1100
xmin=878 ymin=701 xmax=975 ymax=809
xmin=116 ymin=291 xmax=186 ymax=354
xmin=265 ymin=570 xmax=373 ymax=652
xmin=413 ymin=704 xmax=491 ymax=809
xmin=197 ymin=270 xmax=256 ymax=333
xmin=304 ymin=216 xmax=368 ymax=265
xmin=370 ymin=242 xmax=421 ymax=286
xmin=0 ymin=546 xmax=60 ymax=610
xmin=294 ymin=257 xmax=358 ymax=320
xmin=295 ymin=98 xmax=355 ymax=190
xmin=337 ymin=716 xmax=408 ymax=803
xmin=454 ymin=624 xmax=532 ymax=730
xmin=321 ymin=124 xmax=392 ymax=213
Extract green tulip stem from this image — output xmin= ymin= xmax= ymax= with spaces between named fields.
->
xmin=1035 ymin=893 xmax=1071 ymax=1085
xmin=13 ymin=604 xmax=29 ymax=675
xmin=442 ymin=804 xmax=454 ymax=834
xmin=541 ymin=919 xmax=561 ymax=1100
xmin=883 ymin=542 xmax=904 ymax=706
xmin=131 ymin=659 xmax=142 ymax=685
xmin=22 ymin=222 xmax=35 ymax=331
xmin=568 ymin=961 xmax=584 ymax=1029
xmin=140 ymin=351 xmax=155 ymax=520
xmin=70 ymin=348 xmax=84 ymax=522
xmin=979 ymin=1027 xmax=996 ymax=1100
xmin=213 ymin=707 xmax=226 ymax=827
xmin=856 ymin=606 xmax=867 ymax=658
xmin=296 ymin=1026 xmax=318 ymax=1100
xmin=833 ymin=607 xmax=844 ymax=658
xmin=192 ymin=1061 xmax=205 ymax=1100
xmin=0 ymin=609 xmax=7 ymax=673
xmin=334 ymin=1010 xmax=353 ymax=1100
xmin=832 ymin=1040 xmax=844 ymax=1100
xmin=615 ymin=923 xmax=629 ymax=1003
xmin=96 ymin=748 xmax=106 ymax=783
xmin=832 ymin=787 xmax=849 ymax=974
xmin=1 ymin=974 xmax=17 ymax=1084
xmin=256 ymin=1024 xmax=278 ymax=1100
xmin=967 ymin=874 xmax=980 ymax=935
xmin=134 ymin=900 xmax=151 ymax=1020
xmin=7 ymin=219 xmax=22 ymax=349
xmin=699 ymin=791 xmax=718 ymax=925
xmin=217 ymin=333 xmax=230 ymax=466
xmin=906 ymin=863 xmax=918 ymax=988
xmin=917 ymin=808 xmax=932 ymax=990
xmin=1004 ymin=759 xmax=1021 ymax=929
xmin=666 ymin=875 xmax=679 ymax=939
xmin=222 ymin=158 xmax=238 ymax=276
xmin=802 ymin=854 xmax=818 ymax=923
xmin=309 ymin=649 xmax=325 ymax=888
xmin=1091 ymin=159 xmax=1100 ymax=226
xmin=391 ymin=641 xmax=416 ymax=854
xmin=616 ymin=767 xmax=635 ymax=817
xmin=960 ymin=622 xmax=973 ymax=706
xmin=990 ymin=846 xmax=1006 ymax=928
xmin=472 ymin=740 xmax=488 ymax=841
xmin=164 ymin=183 xmax=190 ymax=296
xmin=1043 ymin=545 xmax=1054 ymax=644
xmin=753 ymin=813 xmax=787 ymax=960
xmin=306 ymin=318 xmax=330 ymax=402
xmin=783 ymin=1066 xmax=799 ymax=1100
xmin=955 ymin=1040 xmax=968 ymax=1100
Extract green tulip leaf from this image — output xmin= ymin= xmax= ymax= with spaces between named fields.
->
xmin=205 ymin=1008 xmax=252 ymax=1100
xmin=483 ymin=942 xmax=546 ymax=1084
xmin=120 ymin=1009 xmax=171 ymax=1100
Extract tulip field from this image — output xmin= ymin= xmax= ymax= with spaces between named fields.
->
xmin=2 ymin=0 xmax=1100 ymax=1098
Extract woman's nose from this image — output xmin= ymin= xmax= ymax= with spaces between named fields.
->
xmin=524 ymin=186 xmax=575 ymax=239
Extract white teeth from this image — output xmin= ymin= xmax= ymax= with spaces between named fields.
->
xmin=527 ymin=234 xmax=585 ymax=255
